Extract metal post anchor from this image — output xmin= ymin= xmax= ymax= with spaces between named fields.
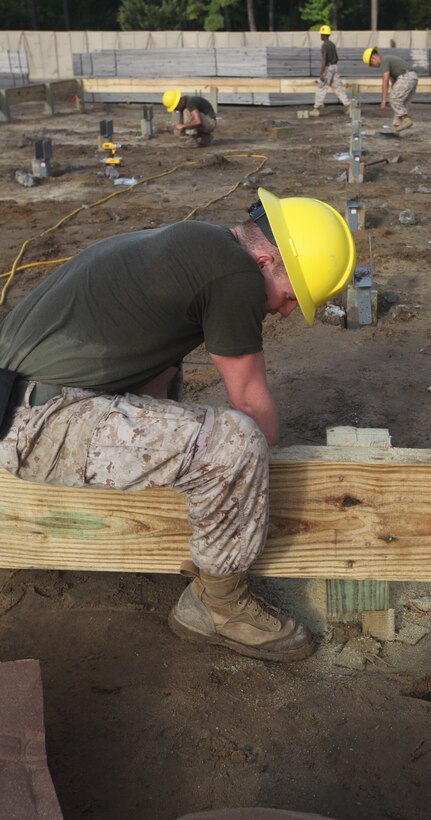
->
xmin=32 ymin=138 xmax=52 ymax=178
xmin=346 ymin=266 xmax=377 ymax=328
xmin=141 ymin=105 xmax=154 ymax=139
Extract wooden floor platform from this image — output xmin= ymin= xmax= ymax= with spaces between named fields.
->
xmin=1 ymin=76 xmax=430 ymax=121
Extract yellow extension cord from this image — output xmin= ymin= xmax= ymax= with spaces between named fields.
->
xmin=0 ymin=152 xmax=267 ymax=305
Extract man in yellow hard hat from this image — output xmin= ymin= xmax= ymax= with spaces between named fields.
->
xmin=162 ymin=89 xmax=217 ymax=147
xmin=362 ymin=47 xmax=418 ymax=132
xmin=310 ymin=25 xmax=351 ymax=117
xmin=0 ymin=189 xmax=355 ymax=665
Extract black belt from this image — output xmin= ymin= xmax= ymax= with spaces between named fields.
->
xmin=0 ymin=370 xmax=63 ymax=439
xmin=12 ymin=379 xmax=63 ymax=407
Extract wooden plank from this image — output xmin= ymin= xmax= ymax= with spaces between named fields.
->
xmin=79 ymin=76 xmax=431 ymax=106
xmin=82 ymin=77 xmax=284 ymax=94
xmin=0 ymin=445 xmax=431 ymax=578
xmin=362 ymin=609 xmax=396 ymax=641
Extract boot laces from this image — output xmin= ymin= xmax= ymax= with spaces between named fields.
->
xmin=237 ymin=590 xmax=281 ymax=625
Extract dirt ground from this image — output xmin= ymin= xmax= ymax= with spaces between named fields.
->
xmin=0 ymin=99 xmax=430 ymax=820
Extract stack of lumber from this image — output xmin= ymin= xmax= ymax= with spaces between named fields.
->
xmin=216 ymin=48 xmax=268 ymax=77
xmin=267 ymin=47 xmax=311 ymax=77
xmin=71 ymin=46 xmax=431 ymax=106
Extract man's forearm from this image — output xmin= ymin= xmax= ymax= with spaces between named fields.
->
xmin=381 ymin=75 xmax=389 ymax=103
xmin=230 ymin=394 xmax=279 ymax=445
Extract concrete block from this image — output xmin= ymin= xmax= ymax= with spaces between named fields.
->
xmin=326 ymin=426 xmax=391 ymax=447
xmin=268 ymin=126 xmax=295 ymax=139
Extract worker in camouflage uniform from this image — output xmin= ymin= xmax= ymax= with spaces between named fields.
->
xmin=0 ymin=189 xmax=355 ymax=664
xmin=163 ymin=89 xmax=216 ymax=147
xmin=363 ymin=47 xmax=418 ymax=132
xmin=310 ymin=25 xmax=351 ymax=117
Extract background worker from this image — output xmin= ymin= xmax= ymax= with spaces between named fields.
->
xmin=310 ymin=25 xmax=350 ymax=117
xmin=162 ymin=89 xmax=216 ymax=147
xmin=362 ymin=47 xmax=418 ymax=132
xmin=0 ymin=189 xmax=355 ymax=665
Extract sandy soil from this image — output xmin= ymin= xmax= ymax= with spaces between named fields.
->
xmin=0 ymin=99 xmax=430 ymax=820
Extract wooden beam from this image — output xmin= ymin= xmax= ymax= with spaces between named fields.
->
xmin=81 ymin=76 xmax=431 ymax=97
xmin=82 ymin=77 xmax=284 ymax=95
xmin=0 ymin=445 xmax=430 ymax=579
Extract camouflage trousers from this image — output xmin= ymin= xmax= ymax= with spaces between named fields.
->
xmin=183 ymin=109 xmax=217 ymax=136
xmin=389 ymin=71 xmax=418 ymax=117
xmin=0 ymin=385 xmax=269 ymax=575
xmin=314 ymin=65 xmax=350 ymax=108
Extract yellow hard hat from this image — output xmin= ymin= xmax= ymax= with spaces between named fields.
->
xmin=162 ymin=89 xmax=181 ymax=112
xmin=258 ymin=188 xmax=356 ymax=326
xmin=320 ymin=25 xmax=332 ymax=35
xmin=363 ymin=47 xmax=377 ymax=65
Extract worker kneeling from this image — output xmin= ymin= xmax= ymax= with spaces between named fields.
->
xmin=163 ymin=89 xmax=216 ymax=147
xmin=0 ymin=189 xmax=355 ymax=663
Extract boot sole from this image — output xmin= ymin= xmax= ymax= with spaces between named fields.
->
xmin=168 ymin=610 xmax=317 ymax=663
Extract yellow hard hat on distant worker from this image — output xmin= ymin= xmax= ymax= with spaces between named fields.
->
xmin=319 ymin=25 xmax=332 ymax=35
xmin=162 ymin=89 xmax=181 ymax=112
xmin=363 ymin=47 xmax=377 ymax=65
xmin=257 ymin=188 xmax=356 ymax=326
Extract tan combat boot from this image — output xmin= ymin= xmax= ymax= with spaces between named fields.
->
xmin=196 ymin=132 xmax=214 ymax=147
xmin=394 ymin=115 xmax=413 ymax=132
xmin=309 ymin=108 xmax=321 ymax=117
xmin=168 ymin=568 xmax=316 ymax=663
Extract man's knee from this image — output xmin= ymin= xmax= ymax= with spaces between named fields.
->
xmin=215 ymin=408 xmax=268 ymax=461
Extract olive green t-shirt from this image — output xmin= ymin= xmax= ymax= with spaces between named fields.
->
xmin=183 ymin=95 xmax=216 ymax=118
xmin=322 ymin=40 xmax=338 ymax=65
xmin=380 ymin=55 xmax=408 ymax=80
xmin=0 ymin=222 xmax=265 ymax=392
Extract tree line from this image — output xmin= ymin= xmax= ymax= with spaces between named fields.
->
xmin=2 ymin=0 xmax=430 ymax=33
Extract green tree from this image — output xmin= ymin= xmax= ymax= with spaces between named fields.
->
xmin=300 ymin=0 xmax=332 ymax=29
xmin=186 ymin=0 xmax=238 ymax=31
xmin=118 ymin=0 xmax=191 ymax=30
xmin=407 ymin=0 xmax=431 ymax=27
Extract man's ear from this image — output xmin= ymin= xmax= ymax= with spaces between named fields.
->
xmin=254 ymin=252 xmax=274 ymax=270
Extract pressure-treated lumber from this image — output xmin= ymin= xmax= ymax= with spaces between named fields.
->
xmin=81 ymin=76 xmax=431 ymax=96
xmin=2 ymin=76 xmax=428 ymax=119
xmin=0 ymin=444 xmax=430 ymax=579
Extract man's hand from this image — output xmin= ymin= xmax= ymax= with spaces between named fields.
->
xmin=380 ymin=100 xmax=386 ymax=110
xmin=210 ymin=351 xmax=279 ymax=445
